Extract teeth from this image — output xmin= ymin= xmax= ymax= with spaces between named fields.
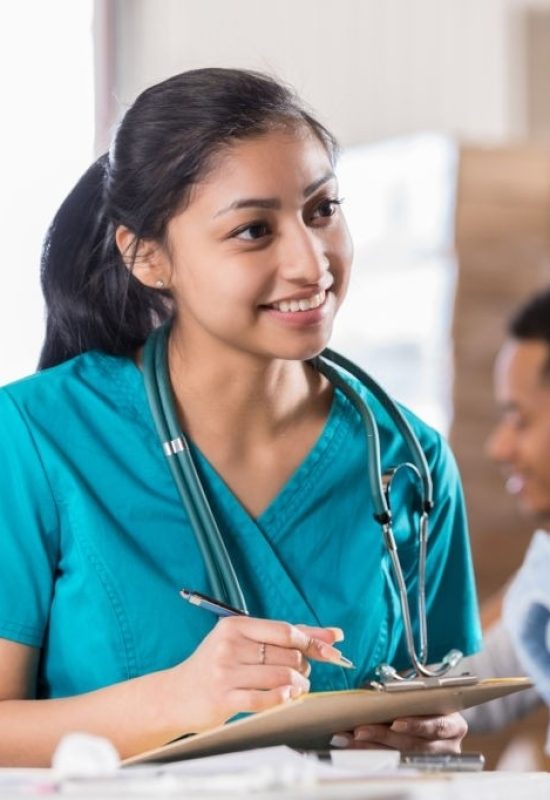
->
xmin=506 ymin=475 xmax=524 ymax=495
xmin=271 ymin=290 xmax=326 ymax=313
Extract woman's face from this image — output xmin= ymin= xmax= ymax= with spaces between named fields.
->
xmin=153 ymin=127 xmax=353 ymax=363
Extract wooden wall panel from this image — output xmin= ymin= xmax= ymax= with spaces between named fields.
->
xmin=453 ymin=145 xmax=550 ymax=597
xmin=452 ymin=143 xmax=550 ymax=767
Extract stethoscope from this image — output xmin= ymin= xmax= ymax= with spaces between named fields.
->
xmin=142 ymin=322 xmax=463 ymax=686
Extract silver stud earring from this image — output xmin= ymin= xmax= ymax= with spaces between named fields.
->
xmin=155 ymin=279 xmax=165 ymax=289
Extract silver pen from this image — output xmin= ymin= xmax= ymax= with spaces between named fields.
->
xmin=179 ymin=588 xmax=248 ymax=618
xmin=179 ymin=588 xmax=355 ymax=669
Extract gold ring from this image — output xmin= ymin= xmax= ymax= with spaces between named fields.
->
xmin=259 ymin=642 xmax=266 ymax=665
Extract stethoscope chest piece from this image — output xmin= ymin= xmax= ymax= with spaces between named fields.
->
xmin=376 ymin=463 xmax=463 ymax=683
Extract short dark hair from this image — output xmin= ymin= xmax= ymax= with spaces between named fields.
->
xmin=38 ymin=68 xmax=337 ymax=370
xmin=508 ymin=287 xmax=550 ymax=380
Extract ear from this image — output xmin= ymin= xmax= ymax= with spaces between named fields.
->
xmin=115 ymin=225 xmax=170 ymax=289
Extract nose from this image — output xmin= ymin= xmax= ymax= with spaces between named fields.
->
xmin=486 ymin=421 xmax=515 ymax=465
xmin=277 ymin=223 xmax=330 ymax=286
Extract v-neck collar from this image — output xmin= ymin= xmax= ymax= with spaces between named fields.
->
xmin=107 ymin=352 xmax=353 ymax=538
xmin=189 ymin=387 xmax=349 ymax=529
xmin=186 ymin=389 xmax=354 ymax=691
xmin=98 ymin=353 xmax=359 ymax=689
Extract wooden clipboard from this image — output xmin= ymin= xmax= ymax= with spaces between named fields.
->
xmin=123 ymin=676 xmax=532 ymax=765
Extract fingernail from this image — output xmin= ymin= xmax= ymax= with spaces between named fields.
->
xmin=318 ymin=643 xmax=356 ymax=669
xmin=289 ymin=685 xmax=303 ymax=699
xmin=354 ymin=726 xmax=374 ymax=741
xmin=330 ymin=735 xmax=350 ymax=748
xmin=390 ymin=720 xmax=408 ymax=733
xmin=326 ymin=627 xmax=345 ymax=642
xmin=281 ymin=686 xmax=292 ymax=702
xmin=336 ymin=654 xmax=356 ymax=669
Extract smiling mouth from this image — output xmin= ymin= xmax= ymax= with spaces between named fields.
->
xmin=267 ymin=290 xmax=326 ymax=313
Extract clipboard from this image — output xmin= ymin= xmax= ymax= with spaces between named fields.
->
xmin=123 ymin=676 xmax=532 ymax=765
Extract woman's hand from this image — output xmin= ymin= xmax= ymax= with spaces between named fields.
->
xmin=167 ymin=616 xmax=345 ymax=734
xmin=331 ymin=712 xmax=467 ymax=754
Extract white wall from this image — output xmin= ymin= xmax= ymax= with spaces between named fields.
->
xmin=112 ymin=0 xmax=550 ymax=148
xmin=0 ymin=1 xmax=94 ymax=384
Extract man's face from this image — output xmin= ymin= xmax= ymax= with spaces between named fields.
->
xmin=487 ymin=339 xmax=550 ymax=520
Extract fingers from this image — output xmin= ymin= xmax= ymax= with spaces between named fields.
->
xmin=301 ymin=635 xmax=350 ymax=666
xmin=294 ymin=624 xmax=349 ymax=663
xmin=204 ymin=620 xmax=311 ymax=700
xmin=227 ymin=685 xmax=302 ymax=715
xmin=330 ymin=732 xmax=394 ymax=751
xmin=184 ymin=620 xmax=317 ymax=731
xmin=389 ymin=713 xmax=467 ymax=742
xmin=296 ymin=624 xmax=345 ymax=644
xmin=216 ymin=616 xmax=349 ymax=667
xmin=240 ymin=639 xmax=311 ymax=676
xmin=184 ymin=616 xmax=349 ymax=734
xmin=330 ymin=732 xmax=354 ymax=748
xmin=230 ymin=664 xmax=310 ymax=695
xmin=345 ymin=713 xmax=467 ymax=754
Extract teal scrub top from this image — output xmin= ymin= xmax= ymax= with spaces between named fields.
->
xmin=0 ymin=351 xmax=481 ymax=699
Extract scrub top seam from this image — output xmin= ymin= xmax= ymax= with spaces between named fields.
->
xmin=97 ymin=353 xmax=376 ymax=539
xmin=90 ymin=352 xmax=172 ymax=475
xmin=260 ymin=385 xmax=357 ymax=535
xmin=0 ymin=618 xmax=43 ymax=647
xmin=101 ymin=353 xmax=159 ymax=441
xmin=1 ymin=389 xmax=61 ymax=546
xmin=67 ymin=515 xmax=140 ymax=681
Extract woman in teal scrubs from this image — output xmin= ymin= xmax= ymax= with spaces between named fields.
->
xmin=0 ymin=68 xmax=481 ymax=765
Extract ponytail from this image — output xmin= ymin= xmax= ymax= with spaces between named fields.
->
xmin=38 ymin=155 xmax=171 ymax=370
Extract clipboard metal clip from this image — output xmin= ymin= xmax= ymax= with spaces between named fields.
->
xmin=369 ymin=670 xmax=479 ymax=692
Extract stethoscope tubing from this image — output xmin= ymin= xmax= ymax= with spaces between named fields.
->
xmin=317 ymin=348 xmax=434 ymax=514
xmin=142 ymin=323 xmax=459 ymax=680
xmin=143 ymin=325 xmax=248 ymax=612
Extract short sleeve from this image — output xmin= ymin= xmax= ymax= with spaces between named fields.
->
xmin=0 ymin=388 xmax=59 ymax=646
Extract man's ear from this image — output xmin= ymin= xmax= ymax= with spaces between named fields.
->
xmin=115 ymin=225 xmax=170 ymax=289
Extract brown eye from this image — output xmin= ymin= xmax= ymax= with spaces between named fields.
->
xmin=311 ymin=197 xmax=344 ymax=220
xmin=234 ymin=222 xmax=271 ymax=241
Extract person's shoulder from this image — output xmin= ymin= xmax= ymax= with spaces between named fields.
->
xmin=335 ymin=362 xmax=444 ymax=450
xmin=333 ymin=359 xmax=460 ymax=495
xmin=0 ymin=351 xmax=133 ymax=414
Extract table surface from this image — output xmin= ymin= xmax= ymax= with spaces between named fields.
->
xmin=1 ymin=768 xmax=550 ymax=799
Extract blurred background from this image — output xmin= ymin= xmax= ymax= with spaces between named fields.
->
xmin=2 ymin=0 xmax=550 ymax=768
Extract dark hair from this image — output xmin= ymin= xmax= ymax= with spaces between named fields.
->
xmin=38 ymin=68 xmax=337 ymax=369
xmin=508 ymin=287 xmax=550 ymax=380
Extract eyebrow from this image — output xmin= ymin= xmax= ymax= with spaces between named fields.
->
xmin=213 ymin=172 xmax=336 ymax=218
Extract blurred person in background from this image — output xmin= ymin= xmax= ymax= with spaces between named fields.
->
xmin=464 ymin=288 xmax=550 ymax=739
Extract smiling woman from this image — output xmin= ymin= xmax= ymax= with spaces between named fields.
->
xmin=0 ymin=68 xmax=480 ymax=766
xmin=116 ymin=130 xmax=352 ymax=373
